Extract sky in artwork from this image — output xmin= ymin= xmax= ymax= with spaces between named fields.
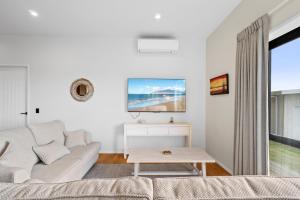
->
xmin=128 ymin=79 xmax=185 ymax=94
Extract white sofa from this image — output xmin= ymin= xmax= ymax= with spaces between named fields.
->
xmin=0 ymin=176 xmax=300 ymax=200
xmin=0 ymin=120 xmax=101 ymax=183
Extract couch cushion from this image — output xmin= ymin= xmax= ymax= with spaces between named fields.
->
xmin=153 ymin=176 xmax=300 ymax=200
xmin=0 ymin=127 xmax=39 ymax=174
xmin=33 ymin=141 xmax=70 ymax=165
xmin=68 ymin=142 xmax=100 ymax=163
xmin=29 ymin=120 xmax=65 ymax=145
xmin=0 ymin=177 xmax=153 ymax=200
xmin=31 ymin=154 xmax=81 ymax=183
xmin=31 ymin=142 xmax=100 ymax=183
xmin=64 ymin=129 xmax=87 ymax=148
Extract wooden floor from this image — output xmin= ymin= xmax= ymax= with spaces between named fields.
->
xmin=97 ymin=153 xmax=231 ymax=176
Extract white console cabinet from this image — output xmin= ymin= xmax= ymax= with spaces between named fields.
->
xmin=123 ymin=123 xmax=192 ymax=158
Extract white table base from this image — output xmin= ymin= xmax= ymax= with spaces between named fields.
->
xmin=133 ymin=162 xmax=206 ymax=177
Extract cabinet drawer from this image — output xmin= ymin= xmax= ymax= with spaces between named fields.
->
xmin=169 ymin=127 xmax=189 ymax=136
xmin=147 ymin=127 xmax=169 ymax=136
xmin=126 ymin=127 xmax=147 ymax=136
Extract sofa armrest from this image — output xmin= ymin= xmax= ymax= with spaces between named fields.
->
xmin=0 ymin=164 xmax=30 ymax=183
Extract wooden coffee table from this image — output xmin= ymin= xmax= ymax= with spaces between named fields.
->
xmin=127 ymin=148 xmax=215 ymax=177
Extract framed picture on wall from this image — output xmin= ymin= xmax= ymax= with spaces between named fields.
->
xmin=210 ymin=74 xmax=229 ymax=95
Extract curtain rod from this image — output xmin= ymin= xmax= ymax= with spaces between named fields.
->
xmin=268 ymin=0 xmax=290 ymax=15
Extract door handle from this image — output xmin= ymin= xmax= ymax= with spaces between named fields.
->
xmin=20 ymin=112 xmax=28 ymax=115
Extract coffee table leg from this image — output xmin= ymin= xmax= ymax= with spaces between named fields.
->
xmin=134 ymin=163 xmax=140 ymax=177
xmin=192 ymin=163 xmax=198 ymax=175
xmin=202 ymin=162 xmax=206 ymax=177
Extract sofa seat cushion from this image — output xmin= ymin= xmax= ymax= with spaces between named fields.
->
xmin=0 ymin=177 xmax=153 ymax=200
xmin=153 ymin=176 xmax=300 ymax=200
xmin=29 ymin=120 xmax=65 ymax=145
xmin=31 ymin=154 xmax=81 ymax=183
xmin=0 ymin=128 xmax=39 ymax=174
xmin=31 ymin=142 xmax=100 ymax=183
xmin=68 ymin=142 xmax=100 ymax=163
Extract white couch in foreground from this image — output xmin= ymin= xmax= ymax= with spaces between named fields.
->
xmin=0 ymin=120 xmax=101 ymax=183
xmin=0 ymin=176 xmax=300 ymax=200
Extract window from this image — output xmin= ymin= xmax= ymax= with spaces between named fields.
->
xmin=269 ymin=26 xmax=300 ymax=176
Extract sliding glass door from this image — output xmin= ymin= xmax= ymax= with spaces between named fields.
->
xmin=269 ymin=26 xmax=300 ymax=176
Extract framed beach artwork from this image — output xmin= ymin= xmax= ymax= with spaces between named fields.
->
xmin=127 ymin=78 xmax=186 ymax=112
xmin=210 ymin=74 xmax=229 ymax=95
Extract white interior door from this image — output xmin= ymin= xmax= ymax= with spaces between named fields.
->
xmin=0 ymin=66 xmax=28 ymax=130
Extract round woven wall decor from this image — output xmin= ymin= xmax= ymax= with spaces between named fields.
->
xmin=70 ymin=78 xmax=94 ymax=102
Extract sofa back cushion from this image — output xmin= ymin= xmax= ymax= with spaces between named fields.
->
xmin=29 ymin=120 xmax=65 ymax=145
xmin=64 ymin=129 xmax=87 ymax=148
xmin=0 ymin=177 xmax=153 ymax=200
xmin=0 ymin=127 xmax=39 ymax=174
xmin=153 ymin=176 xmax=300 ymax=200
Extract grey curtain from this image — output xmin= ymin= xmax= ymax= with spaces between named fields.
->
xmin=234 ymin=14 xmax=270 ymax=175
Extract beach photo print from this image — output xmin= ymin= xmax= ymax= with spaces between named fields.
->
xmin=127 ymin=78 xmax=186 ymax=112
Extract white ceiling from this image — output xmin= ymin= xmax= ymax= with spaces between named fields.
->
xmin=0 ymin=0 xmax=241 ymax=38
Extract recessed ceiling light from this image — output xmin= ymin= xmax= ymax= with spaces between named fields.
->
xmin=154 ymin=13 xmax=161 ymax=20
xmin=28 ymin=9 xmax=39 ymax=17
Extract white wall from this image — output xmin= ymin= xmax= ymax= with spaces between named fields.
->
xmin=206 ymin=0 xmax=300 ymax=173
xmin=0 ymin=35 xmax=206 ymax=152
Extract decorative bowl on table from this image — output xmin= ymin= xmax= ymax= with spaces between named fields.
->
xmin=162 ymin=150 xmax=172 ymax=155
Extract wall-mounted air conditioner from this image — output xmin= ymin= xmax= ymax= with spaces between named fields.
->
xmin=137 ymin=39 xmax=179 ymax=54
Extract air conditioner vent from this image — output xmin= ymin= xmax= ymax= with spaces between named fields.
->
xmin=137 ymin=39 xmax=179 ymax=54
